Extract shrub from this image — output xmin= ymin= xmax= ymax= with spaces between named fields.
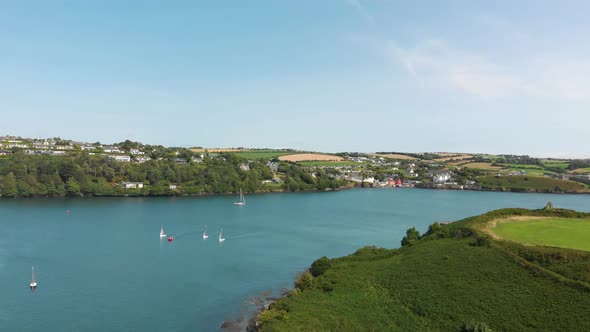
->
xmin=294 ymin=271 xmax=314 ymax=291
xmin=401 ymin=227 xmax=421 ymax=246
xmin=460 ymin=320 xmax=493 ymax=332
xmin=310 ymin=256 xmax=332 ymax=277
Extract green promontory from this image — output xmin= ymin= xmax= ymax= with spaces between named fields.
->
xmin=253 ymin=207 xmax=590 ymax=331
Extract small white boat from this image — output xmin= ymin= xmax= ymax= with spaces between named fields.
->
xmin=219 ymin=228 xmax=225 ymax=242
xmin=160 ymin=225 xmax=167 ymax=238
xmin=30 ymin=266 xmax=37 ymax=289
xmin=234 ymin=188 xmax=246 ymax=206
xmin=203 ymin=226 xmax=209 ymax=240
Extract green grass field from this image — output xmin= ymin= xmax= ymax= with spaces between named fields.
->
xmin=493 ymin=218 xmax=590 ymax=251
xmin=496 ymin=163 xmax=544 ymax=170
xmin=541 ymin=161 xmax=569 ymax=169
xmin=257 ymin=208 xmax=590 ymax=331
xmin=477 ymin=175 xmax=587 ymax=193
xmin=571 ymin=167 xmax=590 ymax=174
xmin=233 ymin=150 xmax=294 ymax=159
xmin=298 ymin=161 xmax=357 ymax=167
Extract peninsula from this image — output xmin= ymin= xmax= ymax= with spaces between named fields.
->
xmin=252 ymin=206 xmax=590 ymax=331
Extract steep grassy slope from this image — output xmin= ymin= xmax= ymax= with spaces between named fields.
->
xmin=254 ymin=208 xmax=590 ymax=331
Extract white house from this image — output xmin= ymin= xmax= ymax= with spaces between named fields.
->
xmin=111 ymin=155 xmax=131 ymax=162
xmin=430 ymin=170 xmax=453 ymax=183
xmin=135 ymin=156 xmax=151 ymax=163
xmin=169 ymin=184 xmax=178 ymax=190
xmin=103 ymin=146 xmax=123 ymax=154
xmin=406 ymin=168 xmax=418 ymax=177
xmin=239 ymin=164 xmax=250 ymax=171
xmin=130 ymin=149 xmax=145 ymax=155
xmin=54 ymin=145 xmax=74 ymax=150
xmin=121 ymin=182 xmax=144 ymax=189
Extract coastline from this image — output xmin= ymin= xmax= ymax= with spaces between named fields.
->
xmin=2 ymin=183 xmax=589 ymax=200
xmin=415 ymin=183 xmax=590 ymax=195
xmin=0 ymin=185 xmax=356 ymax=200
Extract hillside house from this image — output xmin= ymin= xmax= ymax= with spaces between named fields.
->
xmin=121 ymin=182 xmax=144 ymax=189
xmin=111 ymin=155 xmax=131 ymax=162
xmin=239 ymin=164 xmax=250 ymax=171
xmin=103 ymin=146 xmax=123 ymax=154
xmin=267 ymin=161 xmax=279 ymax=172
xmin=130 ymin=149 xmax=145 ymax=155
xmin=429 ymin=170 xmax=453 ymax=183
xmin=406 ymin=168 xmax=418 ymax=177
xmin=0 ymin=150 xmax=13 ymax=156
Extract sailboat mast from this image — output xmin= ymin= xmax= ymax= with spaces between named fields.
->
xmin=31 ymin=266 xmax=35 ymax=283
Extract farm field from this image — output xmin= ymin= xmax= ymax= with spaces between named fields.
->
xmin=496 ymin=163 xmax=544 ymax=170
xmin=540 ymin=160 xmax=569 ymax=169
xmin=434 ymin=154 xmax=472 ymax=162
xmin=493 ymin=217 xmax=590 ymax=251
xmin=279 ymin=153 xmax=344 ymax=162
xmin=476 ymin=175 xmax=587 ymax=193
xmin=190 ymin=148 xmax=243 ymax=153
xmin=373 ymin=153 xmax=417 ymax=160
xmin=299 ymin=161 xmax=357 ymax=167
xmin=462 ymin=162 xmax=502 ymax=170
xmin=234 ymin=150 xmax=295 ymax=159
xmin=570 ymin=168 xmax=590 ymax=174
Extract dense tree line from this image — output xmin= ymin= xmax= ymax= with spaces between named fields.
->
xmin=0 ymin=152 xmax=346 ymax=198
xmin=567 ymin=159 xmax=590 ymax=170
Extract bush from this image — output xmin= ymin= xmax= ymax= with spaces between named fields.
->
xmin=310 ymin=256 xmax=332 ymax=277
xmin=401 ymin=227 xmax=421 ymax=246
xmin=460 ymin=320 xmax=493 ymax=332
xmin=294 ymin=271 xmax=314 ymax=291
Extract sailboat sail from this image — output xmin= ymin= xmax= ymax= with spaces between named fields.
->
xmin=160 ymin=225 xmax=166 ymax=238
xmin=234 ymin=188 xmax=245 ymax=206
xmin=30 ymin=266 xmax=37 ymax=289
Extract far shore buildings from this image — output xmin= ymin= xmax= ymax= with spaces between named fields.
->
xmin=429 ymin=170 xmax=453 ymax=183
xmin=121 ymin=182 xmax=144 ymax=189
xmin=111 ymin=155 xmax=131 ymax=162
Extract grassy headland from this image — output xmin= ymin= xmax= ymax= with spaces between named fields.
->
xmin=253 ymin=207 xmax=590 ymax=331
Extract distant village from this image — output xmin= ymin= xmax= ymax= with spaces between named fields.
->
xmin=2 ymin=134 xmax=589 ymax=193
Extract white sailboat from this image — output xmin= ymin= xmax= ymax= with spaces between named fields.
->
xmin=218 ymin=228 xmax=225 ymax=242
xmin=234 ymin=188 xmax=246 ymax=206
xmin=30 ymin=266 xmax=37 ymax=289
xmin=203 ymin=226 xmax=209 ymax=240
xmin=160 ymin=225 xmax=167 ymax=238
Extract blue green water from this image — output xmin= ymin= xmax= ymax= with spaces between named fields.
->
xmin=2 ymin=188 xmax=590 ymax=331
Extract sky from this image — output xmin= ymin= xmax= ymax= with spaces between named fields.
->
xmin=1 ymin=1 xmax=589 ymax=157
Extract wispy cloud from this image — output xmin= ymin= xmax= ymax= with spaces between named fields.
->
xmin=390 ymin=40 xmax=520 ymax=100
xmin=345 ymin=0 xmax=376 ymax=25
xmin=390 ymin=39 xmax=590 ymax=102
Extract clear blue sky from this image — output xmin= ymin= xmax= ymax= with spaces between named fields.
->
xmin=1 ymin=1 xmax=589 ymax=157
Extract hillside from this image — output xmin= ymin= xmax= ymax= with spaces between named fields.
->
xmin=253 ymin=208 xmax=590 ymax=331
xmin=477 ymin=175 xmax=587 ymax=193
